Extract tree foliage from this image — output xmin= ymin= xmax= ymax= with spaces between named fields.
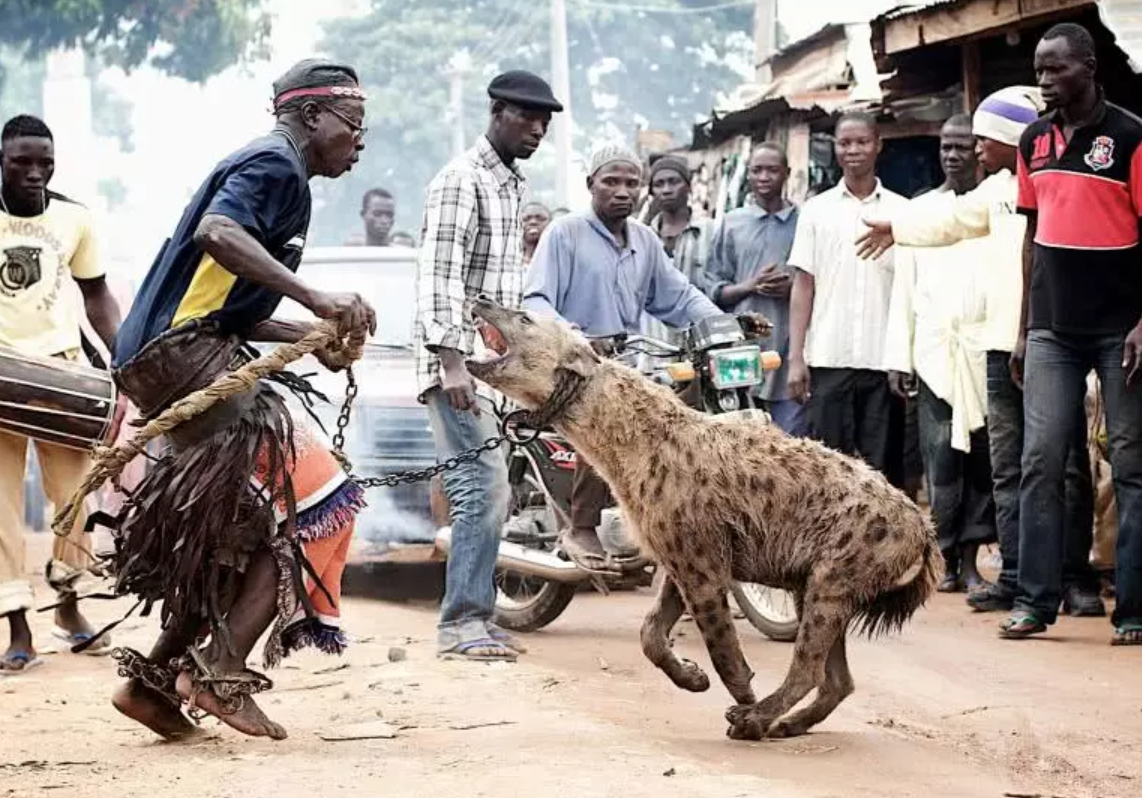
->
xmin=0 ymin=0 xmax=271 ymax=83
xmin=312 ymin=0 xmax=752 ymax=244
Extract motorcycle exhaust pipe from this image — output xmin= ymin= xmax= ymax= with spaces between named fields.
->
xmin=434 ymin=526 xmax=591 ymax=584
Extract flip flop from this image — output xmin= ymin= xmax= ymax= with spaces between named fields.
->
xmin=998 ymin=610 xmax=1048 ymax=640
xmin=1111 ymin=623 xmax=1142 ymax=646
xmin=487 ymin=627 xmax=528 ymax=654
xmin=0 ymin=650 xmax=44 ymax=676
xmin=51 ymin=626 xmax=112 ymax=656
xmin=438 ymin=638 xmax=519 ymax=662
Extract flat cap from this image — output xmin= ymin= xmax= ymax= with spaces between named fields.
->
xmin=487 ymin=70 xmax=563 ymax=112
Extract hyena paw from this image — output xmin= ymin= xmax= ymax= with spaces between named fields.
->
xmin=725 ymin=704 xmax=766 ymax=741
xmin=672 ymin=658 xmax=711 ymax=692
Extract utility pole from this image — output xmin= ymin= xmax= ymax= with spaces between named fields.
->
xmin=754 ymin=0 xmax=778 ymax=83
xmin=551 ymin=0 xmax=573 ymax=207
xmin=445 ymin=50 xmax=471 ymax=158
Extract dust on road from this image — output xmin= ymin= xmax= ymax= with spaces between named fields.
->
xmin=2 ymin=562 xmax=1139 ymax=798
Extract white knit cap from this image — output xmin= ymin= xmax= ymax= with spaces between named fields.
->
xmin=588 ymin=142 xmax=642 ymax=177
xmin=972 ymin=86 xmax=1045 ymax=146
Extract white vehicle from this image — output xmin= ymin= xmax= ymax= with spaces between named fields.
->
xmin=274 ymin=246 xmax=437 ymax=550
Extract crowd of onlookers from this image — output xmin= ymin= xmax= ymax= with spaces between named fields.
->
xmin=408 ymin=26 xmax=1139 ymax=664
xmin=597 ymin=21 xmax=1137 ymax=647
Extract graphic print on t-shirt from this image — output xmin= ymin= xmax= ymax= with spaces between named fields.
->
xmin=0 ymin=195 xmax=102 ymax=355
xmin=0 ymin=244 xmax=43 ymax=295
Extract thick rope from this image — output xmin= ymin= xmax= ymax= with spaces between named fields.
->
xmin=51 ymin=320 xmax=362 ymax=540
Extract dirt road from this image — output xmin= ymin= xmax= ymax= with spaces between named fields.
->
xmin=2 ymin=557 xmax=1139 ymax=798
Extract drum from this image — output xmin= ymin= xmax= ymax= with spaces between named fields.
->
xmin=0 ymin=346 xmax=116 ymax=450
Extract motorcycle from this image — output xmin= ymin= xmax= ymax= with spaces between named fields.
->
xmin=434 ymin=313 xmax=801 ymax=641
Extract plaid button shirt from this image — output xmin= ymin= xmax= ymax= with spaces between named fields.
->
xmin=414 ymin=135 xmax=526 ymax=400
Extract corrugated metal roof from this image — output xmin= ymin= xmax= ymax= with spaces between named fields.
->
xmin=879 ymin=1 xmax=964 ymax=22
xmin=1100 ymin=0 xmax=1142 ymax=72
xmin=712 ymin=23 xmax=883 ymax=118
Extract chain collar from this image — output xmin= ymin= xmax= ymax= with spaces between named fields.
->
xmin=331 ymin=366 xmax=589 ymax=489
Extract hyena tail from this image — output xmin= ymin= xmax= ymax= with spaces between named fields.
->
xmin=854 ymin=535 xmax=942 ymax=639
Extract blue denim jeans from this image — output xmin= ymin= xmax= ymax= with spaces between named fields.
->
xmin=986 ymin=351 xmax=1096 ymax=596
xmin=1018 ymin=331 xmax=1142 ymax=626
xmin=424 ymin=389 xmax=510 ymax=648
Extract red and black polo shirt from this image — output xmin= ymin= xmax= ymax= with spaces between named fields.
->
xmin=1017 ymin=99 xmax=1142 ymax=335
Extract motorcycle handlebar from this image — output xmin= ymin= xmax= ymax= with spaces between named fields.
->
xmin=616 ymin=334 xmax=683 ymax=357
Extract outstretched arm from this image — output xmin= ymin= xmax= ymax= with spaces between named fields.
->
xmin=857 ymin=178 xmax=997 ymax=259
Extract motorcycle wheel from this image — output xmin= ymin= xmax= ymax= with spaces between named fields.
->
xmin=731 ymin=582 xmax=799 ymax=642
xmin=494 ymin=570 xmax=577 ymax=632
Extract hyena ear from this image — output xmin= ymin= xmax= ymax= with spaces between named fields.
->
xmin=561 ymin=344 xmax=600 ymax=379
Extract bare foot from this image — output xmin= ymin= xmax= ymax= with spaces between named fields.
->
xmin=175 ymin=670 xmax=287 ymax=740
xmin=560 ymin=527 xmax=620 ymax=572
xmin=112 ymin=679 xmax=201 ymax=741
xmin=54 ymin=597 xmax=95 ymax=637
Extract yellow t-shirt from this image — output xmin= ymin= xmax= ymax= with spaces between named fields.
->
xmin=0 ymin=195 xmax=102 ymax=355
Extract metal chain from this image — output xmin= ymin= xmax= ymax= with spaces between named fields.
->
xmin=111 ymin=647 xmax=180 ymax=706
xmin=329 ymin=367 xmax=587 ymax=490
xmin=352 ymin=435 xmax=507 ymax=489
xmin=330 ymin=366 xmax=359 ymax=462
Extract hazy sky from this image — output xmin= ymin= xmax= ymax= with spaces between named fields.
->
xmin=781 ymin=0 xmax=895 ymax=39
xmin=72 ymin=0 xmax=896 ymax=277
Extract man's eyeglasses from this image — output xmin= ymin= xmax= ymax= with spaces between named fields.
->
xmin=325 ymin=104 xmax=368 ymax=140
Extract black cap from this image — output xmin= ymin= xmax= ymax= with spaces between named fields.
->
xmin=487 ymin=70 xmax=563 ymax=112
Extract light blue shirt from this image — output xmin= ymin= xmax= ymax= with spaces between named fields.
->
xmin=522 ymin=210 xmax=721 ymax=336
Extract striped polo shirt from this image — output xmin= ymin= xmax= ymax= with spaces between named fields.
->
xmin=1016 ymin=99 xmax=1142 ymax=335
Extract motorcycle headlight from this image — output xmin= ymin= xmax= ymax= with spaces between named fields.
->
xmin=708 ymin=346 xmax=763 ymax=389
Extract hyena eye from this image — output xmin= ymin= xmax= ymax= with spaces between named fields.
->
xmin=520 ymin=315 xmax=533 ymax=326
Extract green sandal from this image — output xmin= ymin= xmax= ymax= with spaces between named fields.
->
xmin=1111 ymin=623 xmax=1142 ymax=646
xmin=998 ymin=610 xmax=1047 ymax=639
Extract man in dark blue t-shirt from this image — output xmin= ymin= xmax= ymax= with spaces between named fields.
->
xmin=107 ymin=59 xmax=377 ymax=742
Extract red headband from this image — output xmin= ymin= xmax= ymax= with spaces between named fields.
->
xmin=272 ymin=85 xmax=368 ymax=110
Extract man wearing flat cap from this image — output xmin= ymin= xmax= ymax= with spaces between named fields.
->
xmin=415 ymin=69 xmax=561 ymax=662
xmin=522 ymin=142 xmax=727 ymax=572
xmin=105 ymin=57 xmax=376 ymax=741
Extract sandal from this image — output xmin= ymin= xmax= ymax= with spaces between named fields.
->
xmin=439 ymin=638 xmax=518 ymax=662
xmin=998 ymin=610 xmax=1048 ymax=639
xmin=0 ymin=649 xmax=44 ymax=675
xmin=51 ymin=625 xmax=112 ymax=656
xmin=1111 ymin=623 xmax=1142 ymax=646
xmin=487 ymin=626 xmax=528 ymax=654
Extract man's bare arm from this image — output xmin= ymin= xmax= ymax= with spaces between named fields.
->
xmin=1009 ymin=216 xmax=1036 ymax=388
xmin=76 ymin=276 xmax=121 ymax=350
xmin=193 ymin=214 xmax=375 ymax=336
xmin=249 ymin=319 xmax=309 ymax=343
xmin=786 ymin=269 xmax=815 ymax=402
